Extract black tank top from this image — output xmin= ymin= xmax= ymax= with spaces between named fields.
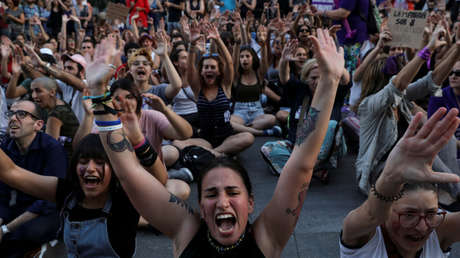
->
xmin=179 ymin=222 xmax=265 ymax=258
xmin=233 ymin=74 xmax=263 ymax=102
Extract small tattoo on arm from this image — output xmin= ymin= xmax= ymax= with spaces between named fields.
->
xmin=169 ymin=194 xmax=194 ymax=215
xmin=107 ymin=131 xmax=134 ymax=152
xmin=285 ymin=183 xmax=309 ymax=223
xmin=296 ymin=107 xmax=320 ymax=146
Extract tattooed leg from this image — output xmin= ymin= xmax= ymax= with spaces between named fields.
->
xmin=296 ymin=107 xmax=320 ymax=146
xmin=107 ymin=131 xmax=134 ymax=152
xmin=169 ymin=194 xmax=195 ymax=215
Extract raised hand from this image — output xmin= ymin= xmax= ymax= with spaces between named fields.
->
xmin=11 ymin=53 xmax=21 ymax=75
xmin=85 ymin=39 xmax=115 ymax=95
xmin=189 ymin=20 xmax=202 ymax=44
xmin=203 ymin=22 xmax=219 ymax=41
xmin=376 ymin=30 xmax=392 ymax=49
xmin=257 ymin=25 xmax=267 ymax=44
xmin=142 ymin=93 xmax=166 ymax=113
xmin=113 ymin=96 xmax=144 ymax=145
xmin=384 ymin=108 xmax=460 ymax=185
xmin=152 ymin=31 xmax=167 ymax=56
xmin=281 ymin=39 xmax=299 ymax=61
xmin=308 ymin=29 xmax=344 ymax=79
xmin=81 ymin=89 xmax=93 ymax=116
xmin=0 ymin=44 xmax=11 ymax=58
xmin=427 ymin=25 xmax=447 ymax=50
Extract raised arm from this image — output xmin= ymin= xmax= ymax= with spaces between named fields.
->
xmin=86 ymin=39 xmax=199 ymax=241
xmin=342 ymin=108 xmax=460 ymax=248
xmin=255 ymin=29 xmax=345 ymax=255
xmin=187 ymin=21 xmax=202 ymax=98
xmin=353 ymin=31 xmax=390 ymax=83
xmin=392 ymin=26 xmax=446 ymax=91
xmin=431 ymin=26 xmax=460 ymax=85
xmin=257 ymin=25 xmax=269 ymax=80
xmin=0 ymin=148 xmax=58 ymax=203
xmin=5 ymin=54 xmax=27 ymax=98
xmin=72 ymin=90 xmax=93 ymax=150
xmin=153 ymin=32 xmax=182 ymax=100
xmin=278 ymin=39 xmax=297 ymax=85
xmin=205 ymin=22 xmax=234 ymax=93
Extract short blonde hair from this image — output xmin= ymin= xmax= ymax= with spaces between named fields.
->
xmin=127 ymin=48 xmax=154 ymax=68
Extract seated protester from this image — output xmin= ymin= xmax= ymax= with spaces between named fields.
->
xmin=340 ymin=108 xmax=460 ymax=258
xmin=31 ymin=77 xmax=79 ymax=158
xmin=173 ymin=21 xmax=254 ymax=156
xmin=0 ymin=132 xmax=166 ymax=258
xmin=261 ymin=56 xmax=349 ymax=180
xmin=4 ymin=47 xmax=57 ymax=100
xmin=355 ymin=27 xmax=460 ymax=201
xmin=275 ymin=43 xmax=309 ymax=125
xmin=87 ymin=27 xmax=346 ymax=258
xmin=0 ymin=100 xmax=66 ymax=258
xmin=169 ymin=48 xmax=201 ymax=135
xmin=230 ymin=40 xmax=282 ymax=137
xmin=127 ymin=35 xmax=181 ymax=108
xmin=264 ymin=34 xmax=285 ymax=115
xmin=428 ymin=59 xmax=460 ymax=159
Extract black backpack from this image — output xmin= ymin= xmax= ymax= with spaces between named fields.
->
xmin=360 ymin=0 xmax=379 ymax=35
xmin=180 ymin=146 xmax=216 ymax=180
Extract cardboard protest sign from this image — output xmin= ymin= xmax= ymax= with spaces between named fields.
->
xmin=311 ymin=0 xmax=334 ymax=11
xmin=106 ymin=3 xmax=129 ymax=23
xmin=388 ymin=9 xmax=427 ymax=48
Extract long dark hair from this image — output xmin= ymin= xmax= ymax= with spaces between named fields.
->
xmin=238 ymin=45 xmax=260 ymax=75
xmin=198 ymin=55 xmax=225 ymax=88
xmin=110 ymin=78 xmax=143 ymax=114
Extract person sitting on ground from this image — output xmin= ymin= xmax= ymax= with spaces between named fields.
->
xmin=0 ymin=100 xmax=66 ymax=258
xmin=341 ymin=107 xmax=460 ymax=258
xmin=86 ymin=27 xmax=345 ymax=258
xmin=173 ymin=21 xmax=254 ymax=157
xmin=230 ymin=32 xmax=282 ymax=137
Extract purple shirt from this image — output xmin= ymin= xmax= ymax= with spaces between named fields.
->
xmin=428 ymin=86 xmax=460 ymax=157
xmin=336 ymin=0 xmax=369 ymax=45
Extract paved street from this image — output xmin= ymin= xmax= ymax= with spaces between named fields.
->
xmin=47 ymin=137 xmax=460 ymax=257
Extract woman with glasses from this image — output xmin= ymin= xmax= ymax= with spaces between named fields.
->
xmin=341 ymin=107 xmax=460 ymax=258
xmin=30 ymin=77 xmax=79 ymax=157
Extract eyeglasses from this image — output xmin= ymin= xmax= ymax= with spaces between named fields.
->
xmin=202 ymin=53 xmax=219 ymax=58
xmin=299 ymin=29 xmax=310 ymax=33
xmin=5 ymin=110 xmax=40 ymax=120
xmin=396 ymin=210 xmax=447 ymax=229
xmin=449 ymin=70 xmax=460 ymax=77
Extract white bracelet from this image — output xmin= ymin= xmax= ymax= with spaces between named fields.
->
xmin=1 ymin=224 xmax=9 ymax=234
xmin=96 ymin=123 xmax=123 ymax=132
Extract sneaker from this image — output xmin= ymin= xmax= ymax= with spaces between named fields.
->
xmin=168 ymin=167 xmax=194 ymax=184
xmin=263 ymin=125 xmax=283 ymax=137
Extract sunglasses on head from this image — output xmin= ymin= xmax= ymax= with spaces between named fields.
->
xmin=450 ymin=70 xmax=460 ymax=77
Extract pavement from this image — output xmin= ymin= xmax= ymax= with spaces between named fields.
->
xmin=46 ymin=137 xmax=460 ymax=257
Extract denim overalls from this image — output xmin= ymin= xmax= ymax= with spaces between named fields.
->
xmin=63 ymin=194 xmax=120 ymax=258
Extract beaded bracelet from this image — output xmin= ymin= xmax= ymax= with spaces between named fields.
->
xmin=370 ymin=184 xmax=404 ymax=202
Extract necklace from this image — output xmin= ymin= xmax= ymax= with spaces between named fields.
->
xmin=207 ymin=230 xmax=246 ymax=254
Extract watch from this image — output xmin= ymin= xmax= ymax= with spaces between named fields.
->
xmin=1 ymin=224 xmax=9 ymax=235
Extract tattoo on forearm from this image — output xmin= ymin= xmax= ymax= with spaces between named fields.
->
xmin=107 ymin=131 xmax=134 ymax=152
xmin=286 ymin=183 xmax=309 ymax=223
xmin=296 ymin=107 xmax=320 ymax=146
xmin=169 ymin=194 xmax=194 ymax=215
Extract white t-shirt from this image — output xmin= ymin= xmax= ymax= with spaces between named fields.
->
xmin=340 ymin=226 xmax=450 ymax=258
xmin=172 ymin=86 xmax=197 ymax=115
xmin=57 ymin=80 xmax=86 ymax=123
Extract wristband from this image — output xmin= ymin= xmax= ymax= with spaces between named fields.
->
xmin=1 ymin=225 xmax=9 ymax=235
xmin=135 ymin=139 xmax=158 ymax=167
xmin=95 ymin=120 xmax=121 ymax=127
xmin=83 ymin=92 xmax=111 ymax=100
xmin=371 ymin=184 xmax=404 ymax=202
xmin=133 ymin=137 xmax=146 ymax=149
xmin=96 ymin=123 xmax=123 ymax=132
xmin=417 ymin=47 xmax=431 ymax=61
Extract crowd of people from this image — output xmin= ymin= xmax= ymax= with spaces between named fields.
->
xmin=0 ymin=0 xmax=459 ymax=257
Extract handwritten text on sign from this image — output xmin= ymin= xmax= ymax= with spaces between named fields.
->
xmin=388 ymin=9 xmax=427 ymax=48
